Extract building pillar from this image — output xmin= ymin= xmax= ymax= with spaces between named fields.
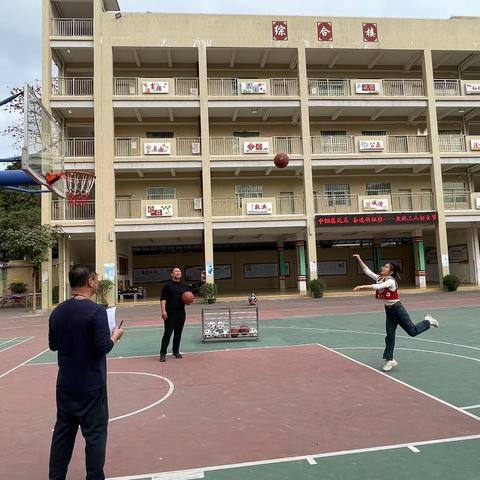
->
xmin=471 ymin=226 xmax=480 ymax=286
xmin=58 ymin=235 xmax=67 ymax=302
xmin=373 ymin=240 xmax=382 ymax=272
xmin=277 ymin=241 xmax=287 ymax=293
xmin=412 ymin=235 xmax=427 ymax=288
xmin=296 ymin=239 xmax=307 ymax=293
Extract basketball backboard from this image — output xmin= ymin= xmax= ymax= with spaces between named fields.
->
xmin=22 ymin=84 xmax=65 ymax=198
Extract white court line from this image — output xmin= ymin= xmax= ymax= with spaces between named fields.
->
xmin=0 ymin=338 xmax=16 ymax=348
xmin=0 ymin=348 xmax=50 ymax=379
xmin=408 ymin=445 xmax=420 ymax=453
xmin=306 ymin=456 xmax=318 ymax=465
xmin=0 ymin=336 xmax=33 ymax=353
xmin=324 ymin=344 xmax=480 ymax=422
xmin=108 ymin=372 xmax=174 ymax=422
xmin=462 ymin=404 xmax=480 ymax=410
xmin=107 ymin=433 xmax=480 ymax=480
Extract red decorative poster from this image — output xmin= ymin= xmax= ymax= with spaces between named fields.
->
xmin=363 ymin=23 xmax=378 ymax=42
xmin=272 ymin=21 xmax=288 ymax=41
xmin=315 ymin=212 xmax=439 ymax=227
xmin=317 ymin=22 xmax=333 ymax=42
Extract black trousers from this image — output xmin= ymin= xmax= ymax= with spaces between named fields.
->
xmin=49 ymin=387 xmax=109 ymax=480
xmin=160 ymin=314 xmax=186 ymax=355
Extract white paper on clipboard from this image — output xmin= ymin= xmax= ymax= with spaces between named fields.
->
xmin=107 ymin=307 xmax=117 ymax=334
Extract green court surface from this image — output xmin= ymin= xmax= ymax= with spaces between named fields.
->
xmin=30 ymin=305 xmax=480 ymax=480
xmin=0 ymin=336 xmax=32 ymax=352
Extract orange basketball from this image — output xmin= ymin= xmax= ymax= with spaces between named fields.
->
xmin=239 ymin=324 xmax=250 ymax=335
xmin=274 ymin=152 xmax=289 ymax=168
xmin=181 ymin=291 xmax=194 ymax=305
xmin=230 ymin=327 xmax=240 ymax=338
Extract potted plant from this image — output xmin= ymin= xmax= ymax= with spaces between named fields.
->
xmin=308 ymin=278 xmax=326 ymax=298
xmin=9 ymin=282 xmax=28 ymax=294
xmin=443 ymin=274 xmax=460 ymax=292
xmin=97 ymin=279 xmax=114 ymax=306
xmin=199 ymin=282 xmax=217 ymax=303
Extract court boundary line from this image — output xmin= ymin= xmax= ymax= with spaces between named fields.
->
xmin=0 ymin=336 xmax=34 ymax=353
xmin=463 ymin=404 xmax=480 ymax=410
xmin=0 ymin=348 xmax=50 ymax=379
xmin=321 ymin=344 xmax=480 ymax=422
xmin=107 ymin=433 xmax=480 ymax=480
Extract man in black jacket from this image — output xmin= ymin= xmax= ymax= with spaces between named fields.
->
xmin=48 ymin=264 xmax=123 ymax=480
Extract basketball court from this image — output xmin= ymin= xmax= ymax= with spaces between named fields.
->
xmin=1 ymin=291 xmax=479 ymax=479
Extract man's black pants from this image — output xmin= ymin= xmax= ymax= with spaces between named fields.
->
xmin=160 ymin=314 xmax=186 ymax=355
xmin=49 ymin=387 xmax=109 ymax=480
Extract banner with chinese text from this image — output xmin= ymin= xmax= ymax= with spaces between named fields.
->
xmin=315 ymin=211 xmax=438 ymax=227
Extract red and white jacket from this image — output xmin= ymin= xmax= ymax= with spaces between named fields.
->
xmin=362 ymin=266 xmax=400 ymax=306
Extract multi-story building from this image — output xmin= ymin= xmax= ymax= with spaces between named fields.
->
xmin=43 ymin=0 xmax=480 ymax=305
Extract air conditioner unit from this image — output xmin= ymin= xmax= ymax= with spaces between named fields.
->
xmin=310 ymin=87 xmax=318 ymax=95
xmin=190 ymin=87 xmax=199 ymax=95
xmin=194 ymin=198 xmax=203 ymax=210
xmin=191 ymin=142 xmax=201 ymax=154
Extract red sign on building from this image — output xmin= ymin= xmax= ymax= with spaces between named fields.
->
xmin=272 ymin=21 xmax=288 ymax=41
xmin=315 ymin=212 xmax=438 ymax=227
xmin=317 ymin=22 xmax=333 ymax=42
xmin=363 ymin=23 xmax=378 ymax=42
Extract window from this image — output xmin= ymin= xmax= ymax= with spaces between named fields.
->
xmin=443 ymin=181 xmax=467 ymax=204
xmin=321 ymin=130 xmax=347 ymax=136
xmin=146 ymin=132 xmax=174 ymax=138
xmin=147 ymin=187 xmax=176 ymax=200
xmin=235 ymin=185 xmax=263 ymax=208
xmin=438 ymin=129 xmax=462 ymax=135
xmin=324 ymin=184 xmax=351 ymax=206
xmin=233 ymin=131 xmax=260 ymax=138
xmin=365 ymin=183 xmax=391 ymax=195
xmin=361 ymin=130 xmax=387 ymax=136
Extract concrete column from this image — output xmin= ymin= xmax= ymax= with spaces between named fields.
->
xmin=198 ymin=44 xmax=215 ymax=284
xmin=58 ymin=235 xmax=67 ymax=302
xmin=372 ymin=240 xmax=382 ymax=272
xmin=94 ymin=0 xmax=117 ymax=305
xmin=296 ymin=238 xmax=307 ymax=293
xmin=422 ymin=49 xmax=450 ymax=282
xmin=412 ymin=235 xmax=427 ymax=288
xmin=297 ymin=47 xmax=318 ymax=281
xmin=277 ymin=241 xmax=287 ymax=293
xmin=471 ymin=227 xmax=480 ymax=286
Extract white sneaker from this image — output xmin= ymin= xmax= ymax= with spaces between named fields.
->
xmin=382 ymin=359 xmax=398 ymax=372
xmin=424 ymin=314 xmax=439 ymax=328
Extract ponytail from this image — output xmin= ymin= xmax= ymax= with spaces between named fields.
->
xmin=386 ymin=262 xmax=401 ymax=282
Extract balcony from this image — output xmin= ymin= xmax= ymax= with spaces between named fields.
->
xmin=114 ymin=137 xmax=201 ymax=158
xmin=113 ymin=78 xmax=199 ymax=96
xmin=52 ymin=201 xmax=95 ymax=221
xmin=210 ymin=137 xmax=302 ymax=157
xmin=207 ymin=78 xmax=299 ymax=97
xmin=311 ymin=135 xmax=429 ymax=155
xmin=65 ymin=138 xmax=94 ymax=158
xmin=212 ymin=196 xmax=305 ymax=217
xmin=308 ymin=78 xmax=425 ymax=97
xmin=52 ymin=77 xmax=94 ymax=96
xmin=51 ymin=18 xmax=93 ymax=37
xmin=438 ymin=134 xmax=480 ymax=154
xmin=313 ymin=193 xmax=434 ymax=215
xmin=444 ymin=192 xmax=480 ymax=211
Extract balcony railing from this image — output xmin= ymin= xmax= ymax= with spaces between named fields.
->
xmin=207 ymin=78 xmax=299 ymax=96
xmin=52 ymin=77 xmax=94 ymax=96
xmin=314 ymin=193 xmax=434 ymax=214
xmin=438 ymin=134 xmax=467 ymax=152
xmin=308 ymin=78 xmax=425 ymax=97
xmin=64 ymin=138 xmax=94 ymax=157
xmin=311 ymin=135 xmax=429 ymax=154
xmin=443 ymin=192 xmax=471 ymax=210
xmin=52 ymin=200 xmax=95 ymax=221
xmin=115 ymin=198 xmax=203 ymax=219
xmin=209 ymin=137 xmax=302 ymax=156
xmin=52 ymin=18 xmax=93 ymax=36
xmin=114 ymin=137 xmax=201 ymax=156
xmin=112 ymin=77 xmax=199 ymax=96
xmin=212 ymin=196 xmax=305 ymax=216
xmin=434 ymin=79 xmax=461 ymax=96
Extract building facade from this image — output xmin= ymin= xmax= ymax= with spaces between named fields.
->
xmin=43 ymin=0 xmax=480 ymax=305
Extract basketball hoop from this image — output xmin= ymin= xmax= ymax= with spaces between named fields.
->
xmin=46 ymin=170 xmax=95 ymax=205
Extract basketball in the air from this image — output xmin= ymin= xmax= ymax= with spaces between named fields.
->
xmin=274 ymin=152 xmax=289 ymax=168
xmin=182 ymin=291 xmax=194 ymax=305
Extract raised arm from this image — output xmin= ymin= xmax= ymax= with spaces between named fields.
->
xmin=352 ymin=254 xmax=378 ymax=280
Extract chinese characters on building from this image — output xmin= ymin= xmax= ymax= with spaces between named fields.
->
xmin=317 ymin=22 xmax=333 ymax=41
xmin=272 ymin=21 xmax=288 ymax=40
xmin=363 ymin=23 xmax=378 ymax=42
xmin=315 ymin=212 xmax=438 ymax=226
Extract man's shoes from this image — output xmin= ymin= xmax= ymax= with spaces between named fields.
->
xmin=173 ymin=352 xmax=183 ymax=359
xmin=424 ymin=314 xmax=439 ymax=328
xmin=160 ymin=354 xmax=166 ymax=362
xmin=382 ymin=359 xmax=398 ymax=372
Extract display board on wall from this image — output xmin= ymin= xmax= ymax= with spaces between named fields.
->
xmin=356 ymin=259 xmax=403 ymax=275
xmin=244 ymin=262 xmax=290 ymax=279
xmin=185 ymin=265 xmax=232 ymax=281
xmin=426 ymin=245 xmax=468 ymax=264
xmin=318 ymin=261 xmax=348 ymax=276
xmin=133 ymin=267 xmax=172 ymax=283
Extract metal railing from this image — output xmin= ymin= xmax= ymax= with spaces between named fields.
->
xmin=308 ymin=79 xmax=350 ymax=96
xmin=209 ymin=137 xmax=302 ymax=156
xmin=52 ymin=200 xmax=95 ymax=221
xmin=112 ymin=77 xmax=199 ymax=95
xmin=207 ymin=78 xmax=298 ymax=96
xmin=382 ymin=79 xmax=425 ymax=96
xmin=390 ymin=193 xmax=433 ymax=211
xmin=443 ymin=193 xmax=471 ymax=210
xmin=208 ymin=78 xmax=239 ymax=96
xmin=314 ymin=195 xmax=358 ymax=214
xmin=114 ymin=137 xmax=201 ymax=156
xmin=311 ymin=136 xmax=355 ymax=154
xmin=52 ymin=77 xmax=94 ymax=96
xmin=434 ymin=79 xmax=461 ymax=96
xmin=52 ymin=18 xmax=93 ymax=36
xmin=386 ymin=135 xmax=429 ymax=153
xmin=270 ymin=78 xmax=299 ymax=96
xmin=115 ymin=198 xmax=203 ymax=218
xmin=212 ymin=196 xmax=305 ymax=216
xmin=438 ymin=134 xmax=466 ymax=152
xmin=64 ymin=138 xmax=94 ymax=157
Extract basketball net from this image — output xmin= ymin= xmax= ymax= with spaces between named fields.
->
xmin=46 ymin=170 xmax=95 ymax=205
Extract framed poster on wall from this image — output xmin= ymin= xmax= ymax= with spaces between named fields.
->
xmin=427 ymin=245 xmax=468 ymax=264
xmin=318 ymin=261 xmax=347 ymax=276
xmin=185 ymin=265 xmax=232 ymax=281
xmin=133 ymin=267 xmax=172 ymax=283
xmin=244 ymin=262 xmax=290 ymax=279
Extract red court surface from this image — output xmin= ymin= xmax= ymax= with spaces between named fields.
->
xmin=1 ymin=344 xmax=480 ymax=479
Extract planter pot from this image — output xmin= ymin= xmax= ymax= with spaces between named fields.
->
xmin=207 ymin=298 xmax=216 ymax=304
xmin=313 ymin=293 xmax=323 ymax=298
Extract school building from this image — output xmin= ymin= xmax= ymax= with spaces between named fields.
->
xmin=42 ymin=0 xmax=480 ymax=305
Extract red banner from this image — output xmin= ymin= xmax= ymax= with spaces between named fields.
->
xmin=317 ymin=22 xmax=333 ymax=42
xmin=272 ymin=21 xmax=288 ymax=41
xmin=363 ymin=23 xmax=378 ymax=42
xmin=316 ymin=212 xmax=438 ymax=227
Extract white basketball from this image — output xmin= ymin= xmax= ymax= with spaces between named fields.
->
xmin=216 ymin=321 xmax=225 ymax=330
xmin=248 ymin=327 xmax=258 ymax=336
xmin=207 ymin=321 xmax=216 ymax=329
xmin=221 ymin=328 xmax=230 ymax=337
xmin=203 ymin=329 xmax=213 ymax=338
